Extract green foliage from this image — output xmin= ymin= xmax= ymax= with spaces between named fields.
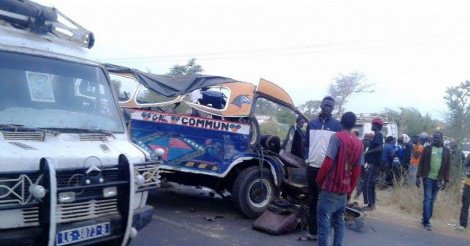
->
xmin=328 ymin=72 xmax=374 ymax=116
xmin=259 ymin=121 xmax=282 ymax=136
xmin=255 ymin=98 xmax=295 ymax=140
xmin=255 ymin=98 xmax=279 ymax=113
xmin=443 ymin=80 xmax=470 ymax=140
xmin=382 ymin=107 xmax=440 ymax=136
xmin=298 ymin=100 xmax=321 ymax=120
xmin=168 ymin=58 xmax=203 ymax=76
xmin=276 ymin=108 xmax=296 ymax=125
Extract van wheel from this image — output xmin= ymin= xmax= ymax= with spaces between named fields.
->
xmin=232 ymin=166 xmax=278 ymax=218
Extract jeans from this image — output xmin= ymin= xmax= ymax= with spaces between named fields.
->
xmin=422 ymin=178 xmax=440 ymax=226
xmin=364 ymin=165 xmax=380 ymax=206
xmin=354 ymin=166 xmax=366 ymax=199
xmin=407 ymin=165 xmax=418 ymax=185
xmin=460 ymin=184 xmax=470 ymax=228
xmin=317 ymin=191 xmax=347 ymax=246
xmin=307 ymin=166 xmax=320 ymax=235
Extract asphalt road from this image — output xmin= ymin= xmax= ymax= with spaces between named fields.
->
xmin=131 ymin=186 xmax=469 ymax=246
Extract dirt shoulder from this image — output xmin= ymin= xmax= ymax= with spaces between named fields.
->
xmin=364 ymin=209 xmax=469 ymax=239
xmin=352 ymin=187 xmax=470 ymax=240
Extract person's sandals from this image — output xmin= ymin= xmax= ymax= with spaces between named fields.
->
xmin=296 ymin=234 xmax=318 ymax=241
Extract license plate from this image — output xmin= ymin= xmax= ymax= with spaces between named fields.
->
xmin=56 ymin=222 xmax=111 ymax=246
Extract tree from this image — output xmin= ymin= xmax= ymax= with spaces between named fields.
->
xmin=168 ymin=58 xmax=203 ymax=76
xmin=382 ymin=107 xmax=440 ymax=137
xmin=276 ymin=107 xmax=296 ymax=126
xmin=298 ymin=100 xmax=321 ymax=120
xmin=328 ymin=72 xmax=374 ymax=116
xmin=443 ymin=80 xmax=470 ymax=140
xmin=255 ymin=98 xmax=279 ymax=113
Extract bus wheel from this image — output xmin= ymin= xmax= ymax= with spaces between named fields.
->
xmin=232 ymin=166 xmax=278 ymax=218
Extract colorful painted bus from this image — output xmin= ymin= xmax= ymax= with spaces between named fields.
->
xmin=108 ymin=65 xmax=309 ymax=218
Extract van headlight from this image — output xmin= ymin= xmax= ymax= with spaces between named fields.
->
xmin=29 ymin=184 xmax=46 ymax=199
xmin=58 ymin=192 xmax=75 ymax=203
xmin=135 ymin=174 xmax=145 ymax=187
xmin=103 ymin=186 xmax=117 ymax=198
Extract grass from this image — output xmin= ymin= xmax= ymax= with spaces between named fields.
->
xmin=373 ymin=179 xmax=463 ymax=227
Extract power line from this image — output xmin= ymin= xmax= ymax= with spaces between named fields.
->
xmin=102 ymin=34 xmax=470 ymax=63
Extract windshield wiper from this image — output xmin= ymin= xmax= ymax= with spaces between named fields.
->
xmin=0 ymin=124 xmax=60 ymax=135
xmin=41 ymin=127 xmax=115 ymax=137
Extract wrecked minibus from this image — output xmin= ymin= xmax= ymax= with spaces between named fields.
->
xmin=107 ymin=65 xmax=312 ymax=218
xmin=0 ymin=1 xmax=159 ymax=245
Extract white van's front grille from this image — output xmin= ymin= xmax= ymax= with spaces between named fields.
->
xmin=57 ymin=199 xmax=118 ymax=223
xmin=79 ymin=134 xmax=108 ymax=141
xmin=22 ymin=207 xmax=40 ymax=226
xmin=1 ymin=131 xmax=44 ymax=141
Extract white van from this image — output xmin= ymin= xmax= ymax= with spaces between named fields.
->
xmin=0 ymin=1 xmax=159 ymax=245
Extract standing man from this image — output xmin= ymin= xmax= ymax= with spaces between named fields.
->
xmin=409 ymin=135 xmax=423 ymax=184
xmin=416 ymin=131 xmax=451 ymax=231
xmin=316 ymin=112 xmax=363 ymax=246
xmin=363 ymin=118 xmax=384 ymax=210
xmin=458 ymin=155 xmax=470 ymax=231
xmin=354 ymin=133 xmax=374 ymax=200
xmin=383 ymin=136 xmax=397 ymax=187
xmin=301 ymin=96 xmax=340 ymax=241
xmin=401 ymin=134 xmax=413 ymax=172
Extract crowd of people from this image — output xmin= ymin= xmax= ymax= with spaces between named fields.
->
xmin=298 ymin=96 xmax=470 ymax=246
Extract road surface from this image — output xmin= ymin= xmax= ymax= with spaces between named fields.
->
xmin=131 ymin=186 xmax=469 ymax=246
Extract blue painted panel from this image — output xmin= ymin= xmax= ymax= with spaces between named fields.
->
xmin=130 ymin=113 xmax=251 ymax=174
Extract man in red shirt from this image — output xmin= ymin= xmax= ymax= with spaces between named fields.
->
xmin=316 ymin=112 xmax=364 ymax=246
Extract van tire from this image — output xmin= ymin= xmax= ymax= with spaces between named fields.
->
xmin=232 ymin=166 xmax=277 ymax=218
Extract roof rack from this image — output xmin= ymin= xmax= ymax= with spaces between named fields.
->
xmin=0 ymin=0 xmax=94 ymax=49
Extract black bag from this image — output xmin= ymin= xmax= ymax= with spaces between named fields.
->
xmin=252 ymin=200 xmax=301 ymax=235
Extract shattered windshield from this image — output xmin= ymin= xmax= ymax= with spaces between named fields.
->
xmin=0 ymin=51 xmax=124 ymax=132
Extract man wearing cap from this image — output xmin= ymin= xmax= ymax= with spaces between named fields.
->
xmin=300 ymin=96 xmax=341 ymax=241
xmin=363 ymin=118 xmax=384 ymax=211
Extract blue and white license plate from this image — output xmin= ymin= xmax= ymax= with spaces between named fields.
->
xmin=56 ymin=222 xmax=111 ymax=246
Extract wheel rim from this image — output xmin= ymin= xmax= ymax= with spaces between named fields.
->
xmin=247 ymin=178 xmax=272 ymax=209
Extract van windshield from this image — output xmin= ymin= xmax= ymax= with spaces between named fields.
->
xmin=0 ymin=51 xmax=124 ymax=133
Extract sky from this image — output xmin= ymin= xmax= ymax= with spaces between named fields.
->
xmin=37 ymin=0 xmax=470 ymax=119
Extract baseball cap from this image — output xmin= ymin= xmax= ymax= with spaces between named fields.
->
xmin=372 ymin=118 xmax=384 ymax=125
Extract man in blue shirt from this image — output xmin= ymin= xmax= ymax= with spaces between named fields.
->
xmin=300 ymin=96 xmax=341 ymax=241
xmin=363 ymin=118 xmax=384 ymax=211
xmin=383 ymin=136 xmax=398 ymax=187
